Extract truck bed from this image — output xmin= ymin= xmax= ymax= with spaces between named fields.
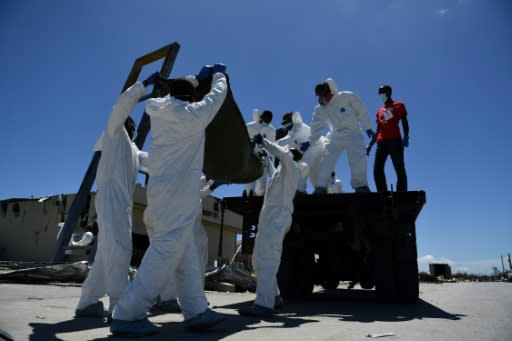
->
xmin=223 ymin=190 xmax=426 ymax=303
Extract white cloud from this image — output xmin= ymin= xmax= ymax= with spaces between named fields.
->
xmin=417 ymin=255 xmax=503 ymax=275
xmin=418 ymin=255 xmax=454 ymax=271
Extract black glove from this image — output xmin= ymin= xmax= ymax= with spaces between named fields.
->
xmin=300 ymin=141 xmax=310 ymax=152
xmin=143 ymin=72 xmax=160 ymax=87
xmin=366 ymin=129 xmax=376 ymax=140
xmin=253 ymin=133 xmax=263 ymax=145
xmin=197 ymin=65 xmax=213 ymax=81
xmin=212 ymin=63 xmax=227 ymax=74
xmin=197 ymin=63 xmax=228 ymax=81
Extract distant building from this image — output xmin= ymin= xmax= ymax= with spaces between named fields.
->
xmin=429 ymin=263 xmax=452 ymax=278
xmin=0 ymin=184 xmax=242 ymax=266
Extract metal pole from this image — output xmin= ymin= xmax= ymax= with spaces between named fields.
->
xmin=217 ymin=200 xmax=225 ymax=260
xmin=49 ymin=152 xmax=100 ymax=263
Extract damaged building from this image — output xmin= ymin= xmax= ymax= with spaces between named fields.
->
xmin=0 ymin=184 xmax=243 ymax=267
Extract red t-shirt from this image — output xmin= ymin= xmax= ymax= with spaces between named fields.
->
xmin=376 ymin=100 xmax=407 ymax=142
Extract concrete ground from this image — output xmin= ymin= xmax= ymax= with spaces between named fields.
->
xmin=0 ymin=281 xmax=511 ymax=341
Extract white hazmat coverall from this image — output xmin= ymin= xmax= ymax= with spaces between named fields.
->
xmin=309 ymin=78 xmax=372 ymax=191
xmin=252 ymin=138 xmax=304 ymax=309
xmin=245 ymin=109 xmax=276 ymax=196
xmin=112 ymin=73 xmax=228 ymax=321
xmin=77 ymin=82 xmax=148 ymax=314
xmin=276 ymin=111 xmax=324 ymax=193
xmin=157 ymin=175 xmax=214 ymax=302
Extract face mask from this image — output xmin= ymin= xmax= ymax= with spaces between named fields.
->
xmin=260 ymin=121 xmax=269 ymax=127
xmin=379 ymin=93 xmax=388 ymax=103
xmin=131 ymin=129 xmax=138 ymax=142
xmin=318 ymin=93 xmax=333 ymax=106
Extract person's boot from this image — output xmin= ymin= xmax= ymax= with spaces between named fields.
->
xmin=74 ymin=301 xmax=106 ymax=318
xmin=110 ymin=317 xmax=159 ymax=337
xmin=183 ymin=308 xmax=224 ymax=331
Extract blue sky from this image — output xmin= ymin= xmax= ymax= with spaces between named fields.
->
xmin=1 ymin=1 xmax=511 ymax=275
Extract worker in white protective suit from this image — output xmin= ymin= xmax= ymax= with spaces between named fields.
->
xmin=238 ymin=133 xmax=308 ymax=318
xmin=327 ymin=171 xmax=344 ymax=194
xmin=74 ymin=73 xmax=157 ymax=320
xmin=304 ymin=78 xmax=375 ymax=194
xmin=244 ymin=109 xmax=276 ymax=197
xmin=153 ymin=176 xmax=220 ymax=313
xmin=110 ymin=65 xmax=228 ymax=337
xmin=276 ymin=111 xmax=325 ymax=194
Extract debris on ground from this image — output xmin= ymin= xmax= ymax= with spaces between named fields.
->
xmin=0 ymin=261 xmax=88 ymax=284
xmin=0 ymin=260 xmax=256 ymax=293
xmin=367 ymin=332 xmax=396 ymax=338
xmin=205 ymin=263 xmax=256 ymax=292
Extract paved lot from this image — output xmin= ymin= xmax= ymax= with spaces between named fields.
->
xmin=1 ymin=281 xmax=511 ymax=340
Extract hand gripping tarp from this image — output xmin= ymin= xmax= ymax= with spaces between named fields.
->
xmin=195 ymin=75 xmax=263 ymax=183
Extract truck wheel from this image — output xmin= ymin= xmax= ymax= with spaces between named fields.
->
xmin=359 ymin=258 xmax=375 ymax=289
xmin=321 ymin=280 xmax=339 ymax=290
xmin=277 ymin=247 xmax=314 ymax=299
xmin=359 ymin=276 xmax=375 ymax=290
xmin=394 ymin=260 xmax=419 ymax=303
xmin=394 ymin=223 xmax=419 ymax=304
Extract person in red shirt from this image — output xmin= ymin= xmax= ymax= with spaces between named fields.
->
xmin=372 ymin=85 xmax=409 ymax=192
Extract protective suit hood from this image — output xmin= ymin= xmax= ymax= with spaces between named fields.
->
xmin=324 ymin=78 xmax=339 ymax=94
xmin=291 ymin=111 xmax=303 ymax=125
xmin=94 ymin=132 xmax=104 ymax=152
xmin=252 ymin=109 xmax=262 ymax=122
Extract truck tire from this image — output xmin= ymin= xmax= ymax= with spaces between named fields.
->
xmin=321 ymin=280 xmax=339 ymax=290
xmin=359 ymin=256 xmax=375 ymax=289
xmin=374 ymin=232 xmax=396 ymax=303
xmin=277 ymin=245 xmax=315 ymax=299
xmin=359 ymin=272 xmax=375 ymax=290
xmin=395 ymin=259 xmax=419 ymax=303
xmin=394 ymin=223 xmax=419 ymax=303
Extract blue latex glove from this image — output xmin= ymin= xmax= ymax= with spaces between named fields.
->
xmin=253 ymin=133 xmax=263 ymax=145
xmin=212 ymin=63 xmax=227 ymax=74
xmin=300 ymin=141 xmax=310 ymax=152
xmin=143 ymin=72 xmax=160 ymax=86
xmin=403 ymin=135 xmax=409 ymax=147
xmin=197 ymin=65 xmax=213 ymax=81
xmin=366 ymin=129 xmax=375 ymax=140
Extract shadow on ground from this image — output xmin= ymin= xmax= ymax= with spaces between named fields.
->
xmin=278 ymin=288 xmax=465 ymax=323
xmin=28 ymin=288 xmax=465 ymax=340
xmin=220 ymin=287 xmax=465 ymax=324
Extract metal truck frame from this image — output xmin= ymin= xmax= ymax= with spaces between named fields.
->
xmin=223 ymin=190 xmax=426 ymax=304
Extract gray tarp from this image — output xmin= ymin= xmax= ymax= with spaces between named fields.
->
xmin=196 ymin=75 xmax=263 ymax=183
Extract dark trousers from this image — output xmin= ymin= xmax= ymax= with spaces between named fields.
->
xmin=373 ymin=139 xmax=407 ymax=192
